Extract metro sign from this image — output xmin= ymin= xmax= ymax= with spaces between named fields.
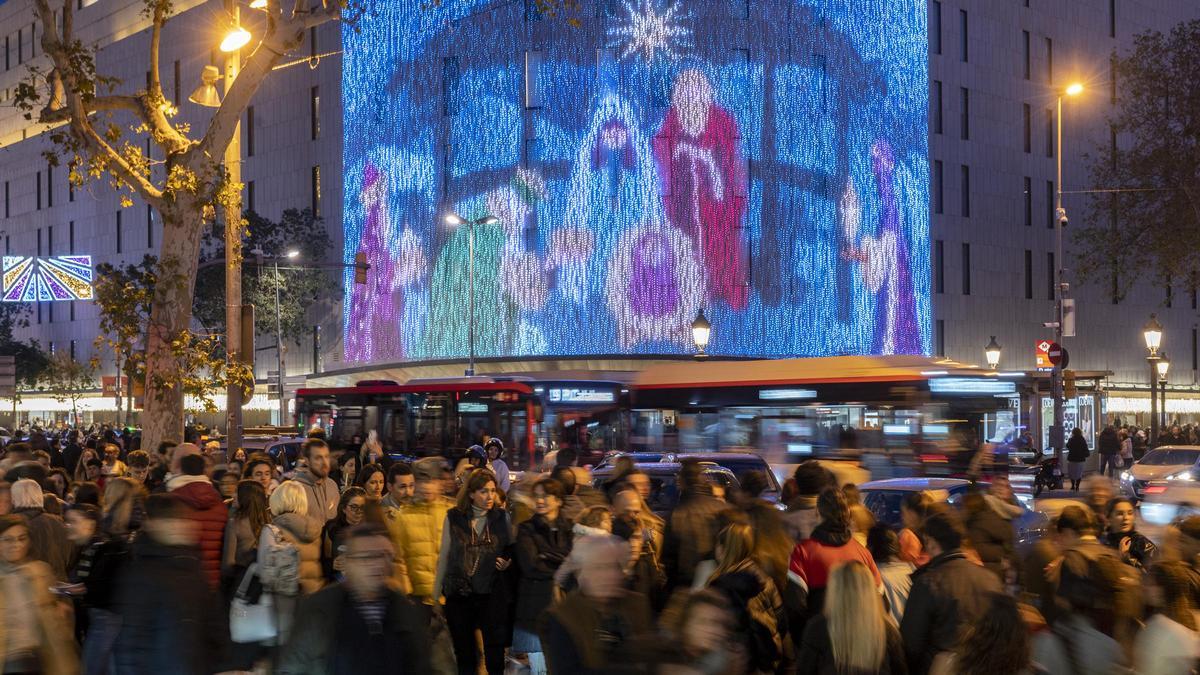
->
xmin=1035 ymin=341 xmax=1053 ymax=370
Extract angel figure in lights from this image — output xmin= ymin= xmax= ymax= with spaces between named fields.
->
xmin=346 ymin=161 xmax=404 ymax=362
xmin=655 ymin=68 xmax=748 ymax=310
xmin=606 ymin=222 xmax=704 ymax=350
xmin=840 ymin=139 xmax=921 ymax=355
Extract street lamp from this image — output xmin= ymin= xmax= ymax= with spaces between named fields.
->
xmin=1049 ymin=81 xmax=1084 ymax=464
xmin=984 ymin=336 xmax=1002 ymax=370
xmin=444 ymin=213 xmax=499 ymax=376
xmin=1158 ymin=352 xmax=1171 ymax=431
xmin=1145 ymin=313 xmax=1164 ymax=447
xmin=251 ymin=247 xmax=299 ymax=424
xmin=691 ymin=309 xmax=711 ymax=359
xmin=219 ymin=25 xmax=252 ymax=53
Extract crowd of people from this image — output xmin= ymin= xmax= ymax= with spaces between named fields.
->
xmin=0 ymin=423 xmax=1199 ymax=674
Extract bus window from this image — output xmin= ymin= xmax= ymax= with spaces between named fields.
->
xmin=331 ymin=407 xmax=366 ymax=450
xmin=381 ymin=406 xmax=408 ymax=455
xmin=409 ymin=394 xmax=449 ymax=457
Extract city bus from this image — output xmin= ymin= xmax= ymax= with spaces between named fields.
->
xmin=293 ymin=376 xmax=628 ymax=470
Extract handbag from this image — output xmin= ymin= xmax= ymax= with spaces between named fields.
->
xmin=229 ymin=562 xmax=277 ymax=644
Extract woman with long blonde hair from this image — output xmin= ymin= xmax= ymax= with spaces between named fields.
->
xmin=706 ymin=521 xmax=788 ymax=672
xmin=797 ymin=560 xmax=905 ymax=674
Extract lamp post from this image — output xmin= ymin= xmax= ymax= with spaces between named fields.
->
xmin=691 ymin=309 xmax=711 ymax=359
xmin=250 ymin=248 xmax=299 ymax=425
xmin=985 ymin=336 xmax=1002 ymax=370
xmin=1050 ymin=82 xmax=1084 ymax=464
xmin=444 ymin=213 xmax=499 ymax=376
xmin=1158 ymin=352 xmax=1171 ymax=431
xmin=1144 ymin=313 xmax=1163 ymax=447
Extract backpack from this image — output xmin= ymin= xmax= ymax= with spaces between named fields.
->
xmin=257 ymin=524 xmax=300 ymax=596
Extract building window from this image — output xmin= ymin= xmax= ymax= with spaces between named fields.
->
xmin=4 ymin=235 xmax=8 ymax=255
xmin=146 ymin=204 xmax=154 ymax=249
xmin=959 ymin=9 xmax=968 ymax=62
xmin=309 ymin=25 xmax=318 ymax=56
xmin=1024 ymin=250 xmax=1033 ymax=299
xmin=1110 ymin=55 xmax=1117 ymax=104
xmin=1045 ymin=37 xmax=1053 ymax=82
xmin=931 ymin=1 xmax=941 ymax=55
xmin=116 ymin=210 xmax=123 ymax=253
xmin=48 ymin=341 xmax=54 ymax=354
xmin=69 ymin=340 xmax=76 ymax=360
xmin=1046 ymin=180 xmax=1055 ymax=228
xmin=35 ymin=171 xmax=41 ymax=210
xmin=68 ymin=220 xmax=74 ymax=253
xmin=1024 ymin=177 xmax=1032 ymax=227
xmin=933 ymin=80 xmax=943 ymax=134
xmin=311 ymin=165 xmax=321 ymax=217
xmin=310 ymin=86 xmax=320 ymax=140
xmin=1045 ymin=109 xmax=1054 ymax=157
xmin=1109 ymin=0 xmax=1116 ymax=38
xmin=933 ymin=160 xmax=944 ymax=214
xmin=246 ymin=106 xmax=255 ymax=157
xmin=1047 ymin=252 xmax=1055 ymax=300
xmin=1023 ymin=104 xmax=1031 ymax=153
xmin=1023 ymin=31 xmax=1030 ymax=79
xmin=959 ymin=87 xmax=969 ymax=140
xmin=961 ymin=243 xmax=971 ymax=295
xmin=936 ymin=319 xmax=945 ymax=356
xmin=4 ymin=36 xmax=8 ymax=71
xmin=17 ymin=28 xmax=22 ymax=66
xmin=46 ymin=163 xmax=52 ymax=208
xmin=47 ymin=225 xmax=52 ymax=256
xmin=960 ymin=165 xmax=970 ymax=217
xmin=36 ymin=228 xmax=41 ymax=256
xmin=1166 ymin=280 xmax=1173 ymax=308
xmin=173 ymin=60 xmax=181 ymax=106
xmin=68 ymin=177 xmax=74 ymax=202
xmin=934 ymin=240 xmax=944 ymax=294
xmin=247 ymin=180 xmax=256 ymax=213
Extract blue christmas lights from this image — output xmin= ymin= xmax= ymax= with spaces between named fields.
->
xmin=342 ymin=0 xmax=930 ymax=363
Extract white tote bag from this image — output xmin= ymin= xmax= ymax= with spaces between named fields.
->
xmin=229 ymin=562 xmax=277 ymax=644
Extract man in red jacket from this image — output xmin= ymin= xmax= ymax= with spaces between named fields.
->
xmin=168 ymin=453 xmax=228 ymax=589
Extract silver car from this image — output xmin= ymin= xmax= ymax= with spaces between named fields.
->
xmin=1120 ymin=445 xmax=1200 ymax=499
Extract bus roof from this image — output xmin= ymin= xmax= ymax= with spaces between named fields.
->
xmin=634 ymin=355 xmax=989 ymax=389
xmin=296 ymin=379 xmax=535 ymax=397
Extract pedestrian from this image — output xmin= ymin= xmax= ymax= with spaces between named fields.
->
xmin=1133 ymin=561 xmax=1200 ymax=675
xmin=1082 ymin=474 xmax=1115 ymax=532
xmin=268 ymin=480 xmax=325 ymax=596
xmin=929 ymin=593 xmax=1032 ymax=675
xmin=782 ymin=462 xmax=837 ymax=543
xmin=658 ymin=589 xmax=754 ymax=675
xmin=292 ymin=439 xmax=339 ymax=529
xmin=112 ymin=493 xmax=221 ymax=675
xmin=899 ymin=510 xmax=1002 ymax=675
xmin=279 ymin=523 xmax=433 ymax=674
xmin=1098 ymin=425 xmax=1120 ymax=478
xmin=125 ymin=450 xmax=150 ymax=486
xmin=1104 ymin=497 xmax=1157 ymax=571
xmin=662 ymin=459 xmax=730 ymax=590
xmin=358 ymin=463 xmax=387 ymax=503
xmin=358 ymin=430 xmax=387 ymax=470
xmin=707 ymin=520 xmax=788 ymax=673
xmin=733 ymin=470 xmax=793 ymax=593
xmin=11 ymin=477 xmax=71 ymax=580
xmin=222 ymin=479 xmax=270 ymax=587
xmin=1066 ymin=427 xmax=1090 ymax=491
xmin=867 ymin=524 xmax=915 ymax=624
xmin=322 ymin=487 xmax=367 ymax=581
xmin=67 ymin=502 xmax=124 ymax=672
xmin=553 ymin=505 xmax=614 ymax=590
xmin=385 ymin=457 xmax=452 ymax=600
xmin=434 ymin=469 xmax=513 ymax=675
xmin=962 ymin=488 xmax=1013 ymax=582
xmin=899 ymin=491 xmax=934 ymax=566
xmin=243 ymin=454 xmax=277 ymax=495
xmin=611 ymin=487 xmax=666 ymax=605
xmin=381 ymin=463 xmax=415 ymax=510
xmin=539 ymin=534 xmax=654 ymax=673
xmin=797 ymin=559 xmax=906 ymax=675
xmin=786 ymin=486 xmax=881 ymax=634
xmin=513 ymin=477 xmax=573 ymax=675
xmin=842 ymin=483 xmax=875 ymax=547
xmin=1119 ymin=429 xmax=1134 ymax=470
xmin=0 ymin=514 xmax=79 ymax=674
xmin=485 ymin=438 xmax=510 ymax=493
xmin=166 ymin=453 xmax=228 ymax=589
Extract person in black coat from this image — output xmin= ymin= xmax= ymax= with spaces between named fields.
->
xmin=962 ymin=490 xmax=1013 ymax=583
xmin=1066 ymin=427 xmax=1090 ymax=491
xmin=111 ymin=493 xmax=222 ymax=675
xmin=513 ymin=478 xmax=572 ymax=673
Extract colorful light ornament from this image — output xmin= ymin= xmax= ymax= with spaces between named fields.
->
xmin=2 ymin=256 xmax=94 ymax=302
xmin=607 ymin=0 xmax=693 ymax=63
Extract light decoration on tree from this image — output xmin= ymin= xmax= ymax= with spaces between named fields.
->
xmin=2 ymin=256 xmax=94 ymax=302
xmin=341 ymin=0 xmax=931 ymax=363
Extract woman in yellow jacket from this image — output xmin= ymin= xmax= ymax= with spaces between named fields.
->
xmin=0 ymin=514 xmax=78 ymax=675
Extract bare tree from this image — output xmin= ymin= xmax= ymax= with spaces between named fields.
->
xmin=16 ymin=0 xmax=351 ymax=452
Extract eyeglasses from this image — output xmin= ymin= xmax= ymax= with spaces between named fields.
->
xmin=346 ymin=503 xmax=364 ymax=513
xmin=0 ymin=534 xmax=29 ymax=545
xmin=345 ymin=551 xmax=394 ymax=563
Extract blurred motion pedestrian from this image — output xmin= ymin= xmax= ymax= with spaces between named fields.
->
xmin=0 ymin=514 xmax=79 ymax=674
xmin=867 ymin=524 xmax=915 ymax=624
xmin=929 ymin=592 xmax=1030 ymax=675
xmin=12 ymin=477 xmax=71 ymax=580
xmin=663 ymin=459 xmax=730 ymax=591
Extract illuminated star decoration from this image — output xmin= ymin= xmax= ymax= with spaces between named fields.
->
xmin=607 ymin=0 xmax=693 ymax=63
xmin=2 ymin=256 xmax=94 ymax=302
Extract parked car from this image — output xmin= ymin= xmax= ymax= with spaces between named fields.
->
xmin=594 ymin=451 xmax=669 ymax=470
xmin=592 ymin=461 xmax=738 ymax=516
xmin=858 ymin=477 xmax=1047 ymax=552
xmin=1120 ymin=445 xmax=1200 ymax=500
xmin=220 ymin=435 xmax=306 ymax=470
xmin=663 ymin=452 xmax=781 ymax=502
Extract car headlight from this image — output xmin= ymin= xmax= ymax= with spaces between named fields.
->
xmin=1168 ymin=471 xmax=1196 ymax=481
xmin=1120 ymin=471 xmax=1132 ymax=482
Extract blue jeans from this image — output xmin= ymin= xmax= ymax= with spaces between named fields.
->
xmin=82 ymin=608 xmax=121 ymax=675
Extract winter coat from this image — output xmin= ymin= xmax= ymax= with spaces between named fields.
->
xmin=1104 ymin=529 xmax=1158 ymax=571
xmin=662 ymin=490 xmax=730 ymax=589
xmin=1067 ymin=435 xmax=1090 ymax=463
xmin=273 ymin=511 xmax=326 ymax=595
xmin=1098 ymin=427 xmax=1121 ymax=456
xmin=965 ymin=503 xmax=1014 ymax=581
xmin=111 ymin=535 xmax=221 ymax=675
xmin=14 ymin=506 xmax=72 ymax=581
xmin=278 ymin=582 xmax=434 ymax=675
xmin=539 ymin=589 xmax=654 ymax=674
xmin=899 ymin=550 xmax=1003 ymax=675
xmin=291 ymin=468 xmax=339 ymax=529
xmin=710 ymin=560 xmax=789 ymax=672
xmin=384 ymin=496 xmax=452 ymax=599
xmin=514 ymin=514 xmax=573 ymax=633
xmin=786 ymin=522 xmax=882 ymax=628
xmin=439 ymin=507 xmax=513 ymax=598
xmin=169 ymin=476 xmax=228 ymax=589
xmin=798 ymin=614 xmax=907 ymax=675
xmin=0 ymin=559 xmax=79 ymax=675
xmin=221 ymin=512 xmax=260 ymax=580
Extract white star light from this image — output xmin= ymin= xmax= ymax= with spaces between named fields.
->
xmin=607 ymin=0 xmax=693 ymax=63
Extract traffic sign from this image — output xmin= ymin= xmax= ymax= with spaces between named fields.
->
xmin=1035 ymin=341 xmax=1053 ymax=370
xmin=1047 ymin=342 xmax=1068 ymax=367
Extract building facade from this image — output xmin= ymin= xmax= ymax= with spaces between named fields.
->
xmin=0 ymin=0 xmax=1195 ymax=426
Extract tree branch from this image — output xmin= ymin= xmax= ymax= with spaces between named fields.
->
xmin=39 ymin=93 xmax=141 ymax=123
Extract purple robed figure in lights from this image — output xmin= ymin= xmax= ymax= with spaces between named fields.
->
xmin=842 ymin=139 xmax=921 ymax=355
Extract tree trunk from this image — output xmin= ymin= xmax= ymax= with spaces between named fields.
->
xmin=140 ymin=198 xmax=206 ymax=452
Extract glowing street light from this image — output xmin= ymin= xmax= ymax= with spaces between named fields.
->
xmin=691 ymin=309 xmax=711 ymax=359
xmin=220 ymin=25 xmax=252 ymax=52
xmin=984 ymin=336 xmax=1002 ymax=370
xmin=445 ymin=213 xmax=500 ymax=376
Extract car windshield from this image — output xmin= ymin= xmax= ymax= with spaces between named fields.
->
xmin=1140 ymin=449 xmax=1200 ymax=466
xmin=705 ymin=458 xmax=781 ymax=491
